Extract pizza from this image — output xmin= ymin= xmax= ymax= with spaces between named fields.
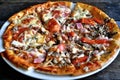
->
xmin=1 ymin=1 xmax=120 ymax=76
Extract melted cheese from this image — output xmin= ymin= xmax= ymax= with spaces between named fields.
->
xmin=55 ymin=6 xmax=71 ymax=14
xmin=78 ymin=53 xmax=85 ymax=58
xmin=11 ymin=40 xmax=25 ymax=47
xmin=42 ymin=12 xmax=52 ymax=22
xmin=29 ymin=49 xmax=44 ymax=57
xmin=72 ymin=47 xmax=79 ymax=53
xmin=14 ymin=19 xmax=21 ymax=24
xmin=73 ymin=6 xmax=91 ymax=20
xmin=83 ymin=66 xmax=89 ymax=72
xmin=14 ymin=14 xmax=40 ymax=29
xmin=48 ymin=41 xmax=55 ymax=47
xmin=57 ymin=17 xmax=66 ymax=23
xmin=36 ymin=33 xmax=46 ymax=44
xmin=95 ymin=50 xmax=105 ymax=60
xmin=41 ymin=26 xmax=49 ymax=34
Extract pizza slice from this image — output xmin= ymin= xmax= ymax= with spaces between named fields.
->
xmin=37 ymin=1 xmax=72 ymax=34
xmin=3 ymin=5 xmax=47 ymax=69
xmin=2 ymin=1 xmax=76 ymax=75
xmin=34 ymin=1 xmax=77 ymax=75
xmin=70 ymin=2 xmax=120 ymax=75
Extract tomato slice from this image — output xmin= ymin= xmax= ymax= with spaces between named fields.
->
xmin=80 ymin=18 xmax=95 ymax=25
xmin=93 ymin=18 xmax=103 ymax=24
xmin=95 ymin=39 xmax=108 ymax=44
xmin=69 ymin=31 xmax=75 ymax=37
xmin=78 ymin=18 xmax=103 ymax=25
xmin=72 ymin=56 xmax=88 ymax=65
xmin=81 ymin=37 xmax=95 ymax=44
xmin=81 ymin=37 xmax=108 ymax=44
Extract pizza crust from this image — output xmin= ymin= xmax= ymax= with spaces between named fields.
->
xmin=35 ymin=64 xmax=75 ymax=75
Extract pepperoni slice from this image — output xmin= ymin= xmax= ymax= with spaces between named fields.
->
xmin=52 ymin=10 xmax=61 ymax=18
xmin=47 ymin=18 xmax=61 ymax=33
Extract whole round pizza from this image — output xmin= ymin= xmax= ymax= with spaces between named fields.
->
xmin=2 ymin=1 xmax=120 ymax=76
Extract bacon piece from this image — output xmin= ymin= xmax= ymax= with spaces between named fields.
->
xmin=81 ymin=37 xmax=108 ymax=44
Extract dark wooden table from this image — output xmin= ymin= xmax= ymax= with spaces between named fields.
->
xmin=0 ymin=0 xmax=120 ymax=80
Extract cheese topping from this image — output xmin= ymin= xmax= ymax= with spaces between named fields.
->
xmin=11 ymin=40 xmax=25 ymax=47
xmin=42 ymin=12 xmax=52 ymax=22
xmin=73 ymin=6 xmax=92 ymax=20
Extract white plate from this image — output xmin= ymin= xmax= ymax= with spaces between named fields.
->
xmin=0 ymin=3 xmax=120 ymax=79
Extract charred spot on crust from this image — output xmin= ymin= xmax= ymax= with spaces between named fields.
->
xmin=107 ymin=32 xmax=118 ymax=38
xmin=104 ymin=17 xmax=111 ymax=23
